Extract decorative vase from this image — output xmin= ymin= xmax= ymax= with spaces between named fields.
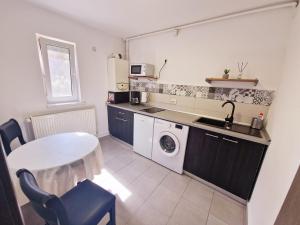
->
xmin=223 ymin=74 xmax=229 ymax=79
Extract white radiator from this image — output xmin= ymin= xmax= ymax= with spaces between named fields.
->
xmin=30 ymin=108 xmax=97 ymax=139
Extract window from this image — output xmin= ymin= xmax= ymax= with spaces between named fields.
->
xmin=37 ymin=34 xmax=81 ymax=105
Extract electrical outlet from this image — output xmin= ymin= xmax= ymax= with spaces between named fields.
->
xmin=169 ymin=98 xmax=177 ymax=105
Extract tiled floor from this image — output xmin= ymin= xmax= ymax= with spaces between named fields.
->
xmin=96 ymin=136 xmax=246 ymax=225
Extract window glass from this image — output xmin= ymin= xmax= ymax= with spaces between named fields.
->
xmin=47 ymin=45 xmax=72 ymax=97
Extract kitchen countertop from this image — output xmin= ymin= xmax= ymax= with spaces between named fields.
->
xmin=107 ymin=102 xmax=271 ymax=145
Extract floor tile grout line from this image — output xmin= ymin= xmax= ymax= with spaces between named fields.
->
xmin=102 ymin=149 xmax=132 ymax=165
xmin=126 ymin=169 xmax=170 ymax=225
xmin=103 ymin=140 xmax=182 ymax=195
xmin=144 ymin=169 xmax=170 ymax=202
xmin=205 ymin=191 xmax=215 ymax=225
xmin=107 ymin=158 xmax=136 ymax=174
xmin=165 ymin=177 xmax=192 ymax=225
xmin=104 ymin=148 xmax=141 ymax=174
xmin=114 ymin=158 xmax=153 ymax=182
xmin=121 ymin=156 xmax=154 ymax=185
xmin=141 ymin=170 xmax=170 ymax=221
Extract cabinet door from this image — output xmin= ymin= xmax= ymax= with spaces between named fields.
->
xmin=229 ymin=140 xmax=266 ymax=200
xmin=184 ymin=127 xmax=220 ymax=181
xmin=120 ymin=110 xmax=133 ymax=145
xmin=107 ymin=106 xmax=119 ymax=138
xmin=107 ymin=106 xmax=124 ymax=140
xmin=210 ymin=135 xmax=241 ymax=191
xmin=107 ymin=106 xmax=134 ymax=145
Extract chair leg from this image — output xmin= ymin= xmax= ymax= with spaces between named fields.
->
xmin=107 ymin=203 xmax=116 ymax=225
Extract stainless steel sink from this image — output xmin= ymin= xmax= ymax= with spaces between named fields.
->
xmin=194 ymin=117 xmax=262 ymax=138
xmin=139 ymin=107 xmax=165 ymax=114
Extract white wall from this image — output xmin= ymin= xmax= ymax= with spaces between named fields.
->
xmin=129 ymin=8 xmax=294 ymax=90
xmin=248 ymin=6 xmax=300 ymax=225
xmin=0 ymin=0 xmax=124 ymax=139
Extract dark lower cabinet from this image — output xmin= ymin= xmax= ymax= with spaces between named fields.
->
xmin=107 ymin=105 xmax=134 ymax=145
xmin=184 ymin=127 xmax=267 ymax=200
xmin=183 ymin=128 xmax=220 ymax=182
xmin=210 ymin=135 xmax=241 ymax=192
xmin=228 ymin=139 xmax=266 ymax=199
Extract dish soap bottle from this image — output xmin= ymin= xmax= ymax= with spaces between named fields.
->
xmin=251 ymin=112 xmax=264 ymax=130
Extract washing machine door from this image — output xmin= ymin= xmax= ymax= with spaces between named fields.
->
xmin=158 ymin=131 xmax=180 ymax=157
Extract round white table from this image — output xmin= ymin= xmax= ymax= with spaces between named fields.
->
xmin=7 ymin=132 xmax=103 ymax=206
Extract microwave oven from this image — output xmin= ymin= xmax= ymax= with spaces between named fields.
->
xmin=107 ymin=91 xmax=129 ymax=104
xmin=130 ymin=64 xmax=155 ymax=77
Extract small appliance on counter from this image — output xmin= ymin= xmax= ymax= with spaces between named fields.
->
xmin=107 ymin=91 xmax=129 ymax=104
xmin=251 ymin=112 xmax=264 ymax=130
xmin=130 ymin=63 xmax=155 ymax=77
xmin=130 ymin=91 xmax=141 ymax=105
xmin=140 ymin=92 xmax=149 ymax=103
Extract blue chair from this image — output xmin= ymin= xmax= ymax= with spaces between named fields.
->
xmin=16 ymin=169 xmax=116 ymax=225
xmin=0 ymin=119 xmax=26 ymax=155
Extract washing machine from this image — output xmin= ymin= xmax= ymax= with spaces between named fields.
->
xmin=152 ymin=118 xmax=189 ymax=174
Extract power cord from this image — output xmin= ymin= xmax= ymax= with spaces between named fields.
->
xmin=158 ymin=59 xmax=167 ymax=78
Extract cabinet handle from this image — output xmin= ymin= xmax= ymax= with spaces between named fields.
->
xmin=115 ymin=117 xmax=128 ymax=122
xmin=223 ymin=137 xmax=238 ymax=144
xmin=205 ymin=133 xmax=219 ymax=139
xmin=118 ymin=112 xmax=125 ymax=115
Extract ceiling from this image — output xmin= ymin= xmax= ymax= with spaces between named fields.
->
xmin=24 ymin=0 xmax=292 ymax=38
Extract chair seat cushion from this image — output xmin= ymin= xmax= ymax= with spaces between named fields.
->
xmin=60 ymin=179 xmax=115 ymax=225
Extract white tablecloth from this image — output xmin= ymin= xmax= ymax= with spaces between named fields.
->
xmin=7 ymin=132 xmax=103 ymax=206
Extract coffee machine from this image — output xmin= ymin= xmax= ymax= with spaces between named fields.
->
xmin=130 ymin=91 xmax=141 ymax=105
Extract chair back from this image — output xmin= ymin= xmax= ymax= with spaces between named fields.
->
xmin=0 ymin=119 xmax=26 ymax=155
xmin=16 ymin=169 xmax=69 ymax=225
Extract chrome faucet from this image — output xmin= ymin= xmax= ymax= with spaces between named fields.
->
xmin=222 ymin=100 xmax=235 ymax=125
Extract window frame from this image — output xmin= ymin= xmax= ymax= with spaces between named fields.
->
xmin=37 ymin=34 xmax=81 ymax=105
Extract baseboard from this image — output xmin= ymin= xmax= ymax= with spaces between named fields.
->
xmin=108 ymin=135 xmax=133 ymax=149
xmin=97 ymin=131 xmax=110 ymax=138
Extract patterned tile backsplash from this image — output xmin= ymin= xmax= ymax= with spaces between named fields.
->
xmin=130 ymin=80 xmax=274 ymax=106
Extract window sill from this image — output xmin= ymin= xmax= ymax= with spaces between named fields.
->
xmin=47 ymin=100 xmax=86 ymax=108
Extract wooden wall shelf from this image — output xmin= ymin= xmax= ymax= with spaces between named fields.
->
xmin=128 ymin=76 xmax=158 ymax=80
xmin=205 ymin=78 xmax=259 ymax=86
